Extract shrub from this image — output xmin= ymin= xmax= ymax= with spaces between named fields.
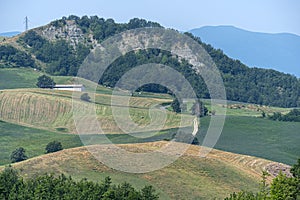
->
xmin=45 ymin=141 xmax=63 ymax=153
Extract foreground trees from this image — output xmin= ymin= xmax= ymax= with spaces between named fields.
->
xmin=0 ymin=167 xmax=159 ymax=200
xmin=225 ymin=158 xmax=300 ymax=200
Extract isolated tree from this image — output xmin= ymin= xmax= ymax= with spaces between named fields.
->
xmin=10 ymin=147 xmax=27 ymax=163
xmin=80 ymin=93 xmax=91 ymax=102
xmin=171 ymin=97 xmax=181 ymax=113
xmin=261 ymin=111 xmax=266 ymax=118
xmin=36 ymin=75 xmax=56 ymax=88
xmin=191 ymin=137 xmax=199 ymax=145
xmin=45 ymin=141 xmax=63 ymax=153
xmin=191 ymin=100 xmax=208 ymax=117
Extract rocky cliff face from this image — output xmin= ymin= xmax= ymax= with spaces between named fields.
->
xmin=37 ymin=20 xmax=85 ymax=47
xmin=34 ymin=20 xmax=96 ymax=48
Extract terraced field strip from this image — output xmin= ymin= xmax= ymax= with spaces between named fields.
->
xmin=0 ymin=89 xmax=192 ymax=133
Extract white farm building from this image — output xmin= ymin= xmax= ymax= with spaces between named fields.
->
xmin=53 ymin=84 xmax=85 ymax=92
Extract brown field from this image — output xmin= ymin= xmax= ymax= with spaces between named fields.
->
xmin=2 ymin=141 xmax=290 ymax=199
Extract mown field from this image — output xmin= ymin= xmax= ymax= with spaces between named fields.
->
xmin=0 ymin=68 xmax=299 ymax=199
xmin=0 ymin=89 xmax=191 ymax=134
xmin=0 ymin=88 xmax=298 ymax=165
xmin=1 ymin=142 xmax=272 ymax=199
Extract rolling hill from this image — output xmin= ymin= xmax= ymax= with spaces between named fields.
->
xmin=0 ymin=71 xmax=298 ymax=166
xmin=0 ymin=141 xmax=291 ymax=199
xmin=0 ymin=88 xmax=190 ymax=134
xmin=189 ymin=25 xmax=300 ymax=77
xmin=0 ymin=16 xmax=299 ymax=199
xmin=0 ymin=16 xmax=299 ymax=107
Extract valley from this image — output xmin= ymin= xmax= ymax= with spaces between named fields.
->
xmin=0 ymin=15 xmax=299 ymax=199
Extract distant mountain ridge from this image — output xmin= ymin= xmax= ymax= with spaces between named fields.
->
xmin=0 ymin=31 xmax=21 ymax=37
xmin=189 ymin=26 xmax=300 ymax=77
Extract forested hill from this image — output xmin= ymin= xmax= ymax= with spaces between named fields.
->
xmin=0 ymin=15 xmax=299 ymax=108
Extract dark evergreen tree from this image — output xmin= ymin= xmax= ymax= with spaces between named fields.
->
xmin=191 ymin=137 xmax=200 ymax=145
xmin=171 ymin=97 xmax=181 ymax=113
xmin=191 ymin=100 xmax=208 ymax=117
xmin=45 ymin=141 xmax=63 ymax=153
xmin=36 ymin=75 xmax=56 ymax=88
xmin=80 ymin=93 xmax=91 ymax=102
xmin=10 ymin=147 xmax=27 ymax=163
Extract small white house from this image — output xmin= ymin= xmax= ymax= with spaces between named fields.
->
xmin=53 ymin=84 xmax=85 ymax=92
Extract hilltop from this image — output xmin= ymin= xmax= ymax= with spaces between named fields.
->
xmin=189 ymin=25 xmax=300 ymax=77
xmin=1 ymin=141 xmax=291 ymax=199
xmin=0 ymin=15 xmax=299 ymax=108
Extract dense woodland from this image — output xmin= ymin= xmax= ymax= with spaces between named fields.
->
xmin=0 ymin=15 xmax=299 ymax=108
xmin=0 ymin=45 xmax=35 ymax=68
xmin=0 ymin=166 xmax=159 ymax=200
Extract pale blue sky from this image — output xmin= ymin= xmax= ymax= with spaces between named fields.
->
xmin=1 ymin=0 xmax=300 ymax=35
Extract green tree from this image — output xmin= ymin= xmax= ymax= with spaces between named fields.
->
xmin=36 ymin=75 xmax=56 ymax=88
xmin=258 ymin=170 xmax=269 ymax=198
xmin=45 ymin=141 xmax=63 ymax=153
xmin=270 ymin=172 xmax=299 ymax=200
xmin=0 ymin=166 xmax=19 ymax=200
xmin=171 ymin=97 xmax=181 ymax=113
xmin=10 ymin=147 xmax=27 ymax=163
xmin=291 ymin=158 xmax=300 ymax=178
xmin=80 ymin=93 xmax=91 ymax=102
xmin=191 ymin=100 xmax=208 ymax=117
xmin=191 ymin=137 xmax=200 ymax=145
xmin=141 ymin=185 xmax=159 ymax=200
xmin=225 ymin=159 xmax=300 ymax=200
xmin=224 ymin=191 xmax=258 ymax=200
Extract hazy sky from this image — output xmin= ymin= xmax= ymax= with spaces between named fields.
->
xmin=1 ymin=0 xmax=300 ymax=35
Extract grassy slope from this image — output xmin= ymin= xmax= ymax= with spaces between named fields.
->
xmin=1 ymin=142 xmax=276 ymax=199
xmin=0 ymin=89 xmax=189 ymax=133
xmin=0 ymin=119 xmax=181 ymax=165
xmin=199 ymin=116 xmax=300 ymax=165
xmin=0 ymin=68 xmax=75 ymax=90
xmin=0 ymin=120 xmax=82 ymax=165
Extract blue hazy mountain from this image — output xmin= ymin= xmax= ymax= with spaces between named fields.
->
xmin=189 ymin=26 xmax=300 ymax=77
xmin=0 ymin=31 xmax=21 ymax=37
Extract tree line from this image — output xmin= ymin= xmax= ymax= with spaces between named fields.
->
xmin=0 ymin=167 xmax=159 ymax=200
xmin=268 ymin=109 xmax=300 ymax=122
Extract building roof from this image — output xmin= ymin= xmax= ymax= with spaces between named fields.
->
xmin=53 ymin=84 xmax=84 ymax=88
